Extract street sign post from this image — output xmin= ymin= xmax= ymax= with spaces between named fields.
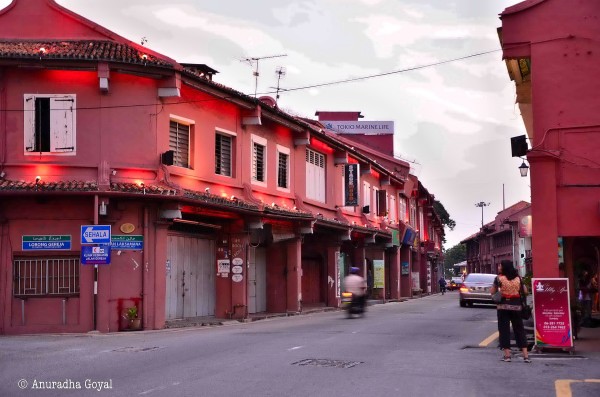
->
xmin=81 ymin=225 xmax=111 ymax=244
xmin=81 ymin=244 xmax=111 ymax=265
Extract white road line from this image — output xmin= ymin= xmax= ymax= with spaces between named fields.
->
xmin=288 ymin=346 xmax=303 ymax=351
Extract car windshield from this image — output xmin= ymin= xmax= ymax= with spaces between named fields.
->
xmin=464 ymin=274 xmax=496 ymax=283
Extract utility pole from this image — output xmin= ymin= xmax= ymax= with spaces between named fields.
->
xmin=475 ymin=201 xmax=490 ymax=227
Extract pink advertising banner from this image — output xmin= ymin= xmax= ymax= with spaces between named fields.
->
xmin=532 ymin=278 xmax=573 ymax=349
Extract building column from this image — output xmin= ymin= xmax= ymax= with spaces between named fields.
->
xmin=286 ymin=238 xmax=302 ymax=312
xmin=400 ymin=245 xmax=411 ymax=297
xmin=327 ymin=244 xmax=341 ymax=307
xmin=389 ymin=247 xmax=400 ymax=300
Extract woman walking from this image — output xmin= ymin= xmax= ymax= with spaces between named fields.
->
xmin=490 ymin=260 xmax=531 ymax=363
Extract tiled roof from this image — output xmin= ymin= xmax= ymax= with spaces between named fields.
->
xmin=262 ymin=205 xmax=313 ymax=219
xmin=0 ymin=179 xmax=98 ymax=192
xmin=110 ymin=183 xmax=177 ymax=195
xmin=0 ymin=40 xmax=173 ymax=68
xmin=183 ymin=190 xmax=260 ymax=212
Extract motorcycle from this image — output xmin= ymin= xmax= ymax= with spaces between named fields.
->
xmin=341 ymin=292 xmax=365 ymax=318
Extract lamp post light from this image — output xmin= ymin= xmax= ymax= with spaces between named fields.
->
xmin=475 ymin=201 xmax=490 ymax=227
xmin=519 ymin=160 xmax=529 ymax=177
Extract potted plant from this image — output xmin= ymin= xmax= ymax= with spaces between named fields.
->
xmin=125 ymin=306 xmax=141 ymax=330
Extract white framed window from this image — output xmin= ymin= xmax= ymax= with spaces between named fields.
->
xmin=372 ymin=187 xmax=379 ymax=216
xmin=169 ymin=116 xmax=194 ymax=169
xmin=419 ymin=207 xmax=425 ymax=240
xmin=306 ymin=148 xmax=325 ymax=202
xmin=388 ymin=194 xmax=397 ymax=223
xmin=276 ymin=144 xmax=290 ymax=191
xmin=410 ymin=198 xmax=417 ymax=227
xmin=251 ymin=134 xmax=267 ymax=186
xmin=215 ymin=128 xmax=236 ymax=177
xmin=363 ymin=182 xmax=371 ymax=213
xmin=399 ymin=195 xmax=408 ymax=223
xmin=24 ymin=94 xmax=76 ymax=155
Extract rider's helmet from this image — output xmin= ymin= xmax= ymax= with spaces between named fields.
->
xmin=350 ymin=267 xmax=360 ymax=274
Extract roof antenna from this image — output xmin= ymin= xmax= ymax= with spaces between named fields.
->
xmin=274 ymin=66 xmax=286 ymax=103
xmin=241 ymin=54 xmax=287 ymax=97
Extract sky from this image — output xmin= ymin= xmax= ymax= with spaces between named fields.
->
xmin=1 ymin=0 xmax=529 ymax=249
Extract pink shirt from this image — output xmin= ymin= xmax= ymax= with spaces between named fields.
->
xmin=344 ymin=274 xmax=366 ymax=296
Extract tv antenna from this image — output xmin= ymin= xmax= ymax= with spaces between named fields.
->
xmin=241 ymin=54 xmax=287 ymax=97
xmin=274 ymin=66 xmax=286 ymax=102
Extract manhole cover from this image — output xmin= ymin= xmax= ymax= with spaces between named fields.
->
xmin=112 ymin=346 xmax=160 ymax=353
xmin=292 ymin=359 xmax=362 ymax=369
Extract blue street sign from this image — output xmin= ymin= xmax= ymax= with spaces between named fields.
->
xmin=81 ymin=244 xmax=111 ymax=265
xmin=22 ymin=235 xmax=71 ymax=251
xmin=81 ymin=225 xmax=111 ymax=244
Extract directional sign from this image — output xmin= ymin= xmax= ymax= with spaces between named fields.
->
xmin=81 ymin=225 xmax=111 ymax=244
xmin=81 ymin=244 xmax=111 ymax=265
xmin=111 ymin=235 xmax=143 ymax=250
xmin=22 ymin=235 xmax=71 ymax=251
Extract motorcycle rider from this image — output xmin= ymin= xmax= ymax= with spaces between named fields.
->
xmin=343 ymin=267 xmax=367 ymax=313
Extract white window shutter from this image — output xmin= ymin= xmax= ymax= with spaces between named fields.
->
xmin=50 ymin=96 xmax=75 ymax=152
xmin=23 ymin=96 xmax=36 ymax=152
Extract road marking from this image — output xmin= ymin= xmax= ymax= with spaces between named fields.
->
xmin=555 ymin=379 xmax=600 ymax=397
xmin=139 ymin=385 xmax=166 ymax=395
xmin=479 ymin=331 xmax=499 ymax=347
xmin=288 ymin=346 xmax=303 ymax=351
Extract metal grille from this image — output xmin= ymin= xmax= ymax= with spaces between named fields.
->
xmin=169 ymin=120 xmax=190 ymax=168
xmin=292 ymin=359 xmax=363 ymax=369
xmin=13 ymin=257 xmax=80 ymax=297
xmin=215 ymin=133 xmax=232 ymax=176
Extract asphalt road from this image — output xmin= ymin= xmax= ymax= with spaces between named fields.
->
xmin=1 ymin=292 xmax=599 ymax=397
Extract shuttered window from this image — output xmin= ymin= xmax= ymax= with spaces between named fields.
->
xmin=169 ymin=121 xmax=190 ymax=168
xmin=305 ymin=148 xmax=325 ymax=202
xmin=24 ymin=94 xmax=76 ymax=154
xmin=253 ymin=142 xmax=265 ymax=182
xmin=215 ymin=133 xmax=232 ymax=176
xmin=277 ymin=152 xmax=289 ymax=188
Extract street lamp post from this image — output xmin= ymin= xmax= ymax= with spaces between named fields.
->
xmin=475 ymin=201 xmax=490 ymax=227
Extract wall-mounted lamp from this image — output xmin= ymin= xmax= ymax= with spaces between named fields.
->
xmin=230 ymin=195 xmax=237 ymax=201
xmin=111 ymin=169 xmax=117 ymax=176
xmin=39 ymin=47 xmax=46 ymax=59
xmin=0 ymin=170 xmax=5 ymax=179
xmin=35 ymin=176 xmax=41 ymax=184
xmin=205 ymin=187 xmax=210 ymax=193
xmin=99 ymin=201 xmax=108 ymax=216
xmin=519 ymin=160 xmax=529 ymax=177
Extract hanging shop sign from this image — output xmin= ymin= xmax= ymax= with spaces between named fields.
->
xmin=343 ymin=163 xmax=359 ymax=206
xmin=373 ymin=259 xmax=385 ymax=289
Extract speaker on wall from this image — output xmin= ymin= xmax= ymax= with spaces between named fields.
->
xmin=510 ymin=135 xmax=528 ymax=157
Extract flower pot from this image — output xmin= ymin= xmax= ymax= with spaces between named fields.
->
xmin=129 ymin=318 xmax=142 ymax=330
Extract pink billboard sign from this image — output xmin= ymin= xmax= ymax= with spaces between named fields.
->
xmin=532 ymin=278 xmax=573 ymax=349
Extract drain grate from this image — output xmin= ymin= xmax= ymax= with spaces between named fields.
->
xmin=112 ymin=346 xmax=160 ymax=353
xmin=292 ymin=359 xmax=363 ymax=369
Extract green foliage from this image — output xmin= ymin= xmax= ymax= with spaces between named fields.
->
xmin=126 ymin=306 xmax=138 ymax=320
xmin=433 ymin=200 xmax=456 ymax=231
xmin=443 ymin=244 xmax=466 ymax=276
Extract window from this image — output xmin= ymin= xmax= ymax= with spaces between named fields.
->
xmin=169 ymin=120 xmax=191 ymax=168
xmin=13 ymin=256 xmax=80 ymax=297
xmin=410 ymin=198 xmax=417 ymax=227
xmin=306 ymin=148 xmax=325 ymax=202
xmin=277 ymin=145 xmax=290 ymax=190
xmin=215 ymin=133 xmax=233 ymax=176
xmin=363 ymin=182 xmax=371 ymax=213
xmin=24 ymin=94 xmax=76 ymax=154
xmin=388 ymin=194 xmax=397 ymax=223
xmin=399 ymin=196 xmax=408 ymax=223
xmin=252 ymin=135 xmax=267 ymax=185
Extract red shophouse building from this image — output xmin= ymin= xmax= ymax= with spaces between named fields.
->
xmin=500 ymin=0 xmax=600 ymax=295
xmin=0 ymin=0 xmax=444 ymax=334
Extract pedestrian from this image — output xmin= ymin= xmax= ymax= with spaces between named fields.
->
xmin=578 ymin=270 xmax=594 ymax=327
xmin=490 ymin=260 xmax=531 ymax=363
xmin=438 ymin=276 xmax=447 ymax=295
